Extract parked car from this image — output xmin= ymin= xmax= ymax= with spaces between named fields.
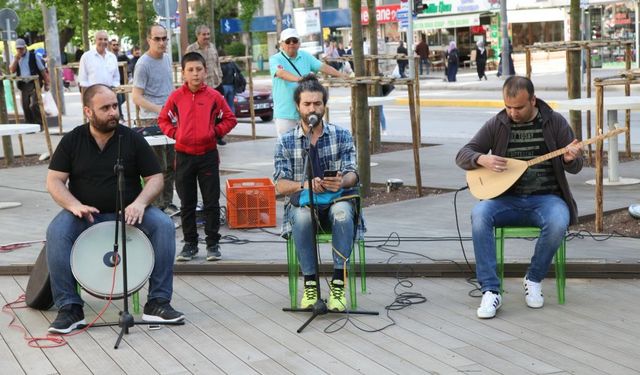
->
xmin=234 ymin=88 xmax=273 ymax=122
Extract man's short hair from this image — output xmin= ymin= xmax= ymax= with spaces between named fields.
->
xmin=182 ymin=52 xmax=206 ymax=70
xmin=293 ymin=75 xmax=328 ymax=106
xmin=83 ymin=84 xmax=112 ymax=107
xmin=195 ymin=25 xmax=210 ymax=36
xmin=147 ymin=24 xmax=166 ymax=38
xmin=503 ymin=76 xmax=535 ymax=99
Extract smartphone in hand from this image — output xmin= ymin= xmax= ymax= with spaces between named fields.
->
xmin=323 ymin=170 xmax=338 ymax=178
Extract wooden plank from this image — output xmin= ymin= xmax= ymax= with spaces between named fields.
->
xmin=0 ymin=322 xmax=26 ymax=375
xmin=193 ymin=275 xmax=395 ymax=374
xmin=0 ymin=276 xmax=85 ymax=375
xmin=235 ymin=276 xmax=470 ymax=373
xmin=13 ymin=276 xmax=127 ymax=375
xmin=176 ymin=276 xmax=298 ymax=374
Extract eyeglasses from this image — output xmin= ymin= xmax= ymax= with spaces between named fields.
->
xmin=151 ymin=36 xmax=168 ymax=42
xmin=284 ymin=38 xmax=299 ymax=45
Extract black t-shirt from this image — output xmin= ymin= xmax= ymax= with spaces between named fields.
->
xmin=48 ymin=124 xmax=161 ymax=213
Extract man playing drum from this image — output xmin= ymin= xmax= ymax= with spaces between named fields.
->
xmin=45 ymin=84 xmax=184 ymax=334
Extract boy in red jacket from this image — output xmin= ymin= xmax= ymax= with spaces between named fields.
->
xmin=158 ymin=52 xmax=237 ymax=261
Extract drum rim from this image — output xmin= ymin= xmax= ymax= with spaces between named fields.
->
xmin=71 ymin=221 xmax=154 ymax=299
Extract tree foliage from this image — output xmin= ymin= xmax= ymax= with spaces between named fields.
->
xmin=12 ymin=0 xmax=156 ymax=48
xmin=238 ymin=0 xmax=261 ymax=33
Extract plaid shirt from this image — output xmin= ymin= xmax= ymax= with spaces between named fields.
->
xmin=185 ymin=42 xmax=223 ymax=88
xmin=273 ymin=122 xmax=365 ymax=238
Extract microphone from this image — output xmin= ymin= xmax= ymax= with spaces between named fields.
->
xmin=307 ymin=113 xmax=319 ymax=128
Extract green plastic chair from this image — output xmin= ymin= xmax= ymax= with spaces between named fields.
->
xmin=495 ymin=226 xmax=566 ymax=304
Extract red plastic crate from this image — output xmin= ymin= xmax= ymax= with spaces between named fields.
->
xmin=226 ymin=178 xmax=276 ymax=229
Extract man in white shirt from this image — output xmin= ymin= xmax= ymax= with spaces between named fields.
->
xmin=78 ymin=30 xmax=120 ymax=90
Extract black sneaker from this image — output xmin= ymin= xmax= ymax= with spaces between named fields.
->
xmin=206 ymin=244 xmax=222 ymax=261
xmin=176 ymin=242 xmax=198 ymax=261
xmin=142 ymin=299 xmax=185 ymax=323
xmin=48 ymin=304 xmax=86 ymax=334
xmin=217 ymin=137 xmax=227 ymax=146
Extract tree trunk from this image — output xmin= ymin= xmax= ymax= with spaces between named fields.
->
xmin=274 ymin=0 xmax=284 ymax=37
xmin=81 ymin=0 xmax=89 ymax=51
xmin=367 ymin=0 xmax=381 ymax=153
xmin=568 ymin=0 xmax=582 ymax=140
xmin=136 ymin=0 xmax=147 ymax=50
xmin=350 ymin=0 xmax=370 ymax=196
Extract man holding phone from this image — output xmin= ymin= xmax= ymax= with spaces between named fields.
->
xmin=10 ymin=38 xmax=50 ymax=131
xmin=273 ymin=75 xmax=361 ymax=312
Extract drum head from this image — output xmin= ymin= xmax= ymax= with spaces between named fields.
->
xmin=71 ymin=221 xmax=154 ymax=299
xmin=25 ymin=245 xmax=54 ymax=310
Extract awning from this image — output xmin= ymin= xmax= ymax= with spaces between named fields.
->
xmin=321 ymin=9 xmax=351 ymax=28
xmin=413 ymin=13 xmax=481 ymax=30
xmin=508 ymin=8 xmax=565 ymax=23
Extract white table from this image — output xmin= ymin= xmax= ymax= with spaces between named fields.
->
xmin=0 ymin=124 xmax=40 ymax=210
xmin=144 ymin=134 xmax=175 ymax=146
xmin=554 ymin=96 xmax=640 ymax=186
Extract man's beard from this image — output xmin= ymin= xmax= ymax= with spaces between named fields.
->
xmin=91 ymin=113 xmax=119 ymax=134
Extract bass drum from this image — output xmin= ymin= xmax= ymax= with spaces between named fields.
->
xmin=71 ymin=221 xmax=154 ymax=299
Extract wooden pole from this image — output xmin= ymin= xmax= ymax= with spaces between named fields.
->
xmin=247 ymin=57 xmax=256 ymax=139
xmin=123 ymin=65 xmax=132 ymax=127
xmin=585 ymin=46 xmax=592 ymax=165
xmin=414 ymin=56 xmax=421 ymax=141
xmin=525 ymin=48 xmax=531 ymax=79
xmin=595 ymin=83 xmax=604 ymax=233
xmin=8 ymin=79 xmax=25 ymax=158
xmin=350 ymin=85 xmax=356 ymax=137
xmin=407 ymin=81 xmax=422 ymax=197
xmin=624 ymin=44 xmax=631 ymax=157
xmin=51 ymin=67 xmax=63 ymax=134
xmin=34 ymin=80 xmax=54 ymax=156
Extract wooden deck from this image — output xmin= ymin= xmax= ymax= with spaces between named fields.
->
xmin=1 ymin=275 xmax=640 ymax=374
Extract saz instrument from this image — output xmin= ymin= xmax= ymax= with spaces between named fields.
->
xmin=71 ymin=221 xmax=154 ymax=299
xmin=466 ymin=128 xmax=625 ymax=200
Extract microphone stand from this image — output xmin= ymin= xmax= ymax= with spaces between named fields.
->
xmin=90 ymin=134 xmax=183 ymax=349
xmin=282 ymin=120 xmax=378 ymax=333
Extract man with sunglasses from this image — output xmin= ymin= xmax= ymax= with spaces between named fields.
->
xmin=132 ymin=24 xmax=177 ymax=214
xmin=269 ymin=28 xmax=346 ymax=137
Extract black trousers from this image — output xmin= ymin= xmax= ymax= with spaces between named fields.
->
xmin=20 ymin=82 xmax=43 ymax=129
xmin=175 ymin=150 xmax=221 ymax=247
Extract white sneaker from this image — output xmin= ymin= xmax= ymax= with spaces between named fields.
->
xmin=523 ymin=277 xmax=544 ymax=308
xmin=477 ymin=291 xmax=502 ymax=319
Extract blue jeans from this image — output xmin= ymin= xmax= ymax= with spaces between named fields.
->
xmin=291 ymin=201 xmax=355 ymax=275
xmin=46 ymin=207 xmax=176 ymax=308
xmin=379 ymin=106 xmax=386 ymax=131
xmin=471 ymin=194 xmax=569 ymax=293
xmin=419 ymin=58 xmax=430 ymax=75
xmin=223 ymin=84 xmax=235 ymax=112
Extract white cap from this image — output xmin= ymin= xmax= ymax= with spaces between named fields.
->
xmin=279 ymin=28 xmax=299 ymax=42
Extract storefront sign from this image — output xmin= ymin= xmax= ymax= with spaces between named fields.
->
xmin=361 ymin=4 xmax=401 ymax=25
xmin=414 ymin=13 xmax=481 ymax=29
xmin=420 ymin=0 xmax=496 ymax=16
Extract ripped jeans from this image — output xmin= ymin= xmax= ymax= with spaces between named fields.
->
xmin=290 ymin=201 xmax=355 ymax=275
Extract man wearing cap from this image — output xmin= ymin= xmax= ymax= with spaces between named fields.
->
xmin=269 ymin=28 xmax=346 ymax=136
xmin=10 ymin=38 xmax=50 ymax=131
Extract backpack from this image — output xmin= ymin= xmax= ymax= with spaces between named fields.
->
xmin=233 ymin=68 xmax=246 ymax=94
xmin=447 ymin=50 xmax=458 ymax=65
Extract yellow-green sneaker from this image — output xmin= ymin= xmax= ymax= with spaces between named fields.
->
xmin=300 ymin=280 xmax=318 ymax=309
xmin=328 ymin=279 xmax=346 ymax=312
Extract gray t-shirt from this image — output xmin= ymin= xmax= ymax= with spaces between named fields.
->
xmin=133 ymin=53 xmax=173 ymax=120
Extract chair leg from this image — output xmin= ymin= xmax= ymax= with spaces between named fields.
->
xmin=133 ymin=291 xmax=140 ymax=314
xmin=495 ymin=228 xmax=505 ymax=294
xmin=358 ymin=239 xmax=366 ymax=293
xmin=286 ymin=236 xmax=298 ymax=309
xmin=555 ymin=238 xmax=566 ymax=305
xmin=348 ymin=251 xmax=357 ymax=310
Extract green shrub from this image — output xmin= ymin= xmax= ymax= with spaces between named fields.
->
xmin=225 ymin=42 xmax=246 ymax=57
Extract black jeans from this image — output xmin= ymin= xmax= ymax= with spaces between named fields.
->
xmin=175 ymin=150 xmax=221 ymax=247
xmin=20 ymin=82 xmax=43 ymax=129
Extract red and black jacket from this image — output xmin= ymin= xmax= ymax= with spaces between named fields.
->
xmin=158 ymin=83 xmax=237 ymax=155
